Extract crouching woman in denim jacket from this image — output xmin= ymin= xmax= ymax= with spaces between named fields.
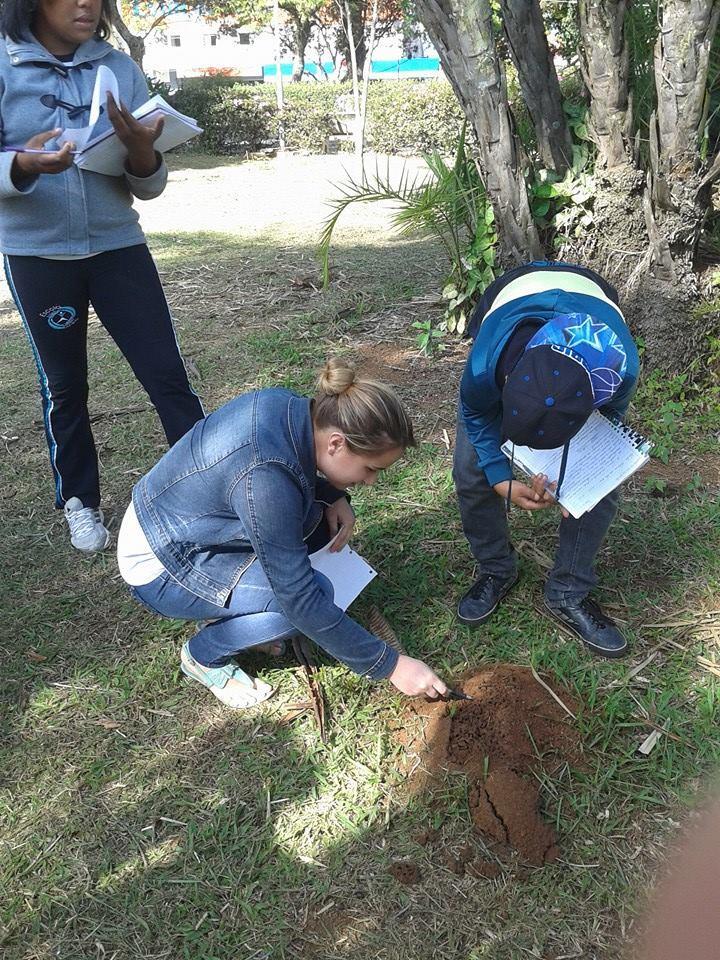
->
xmin=118 ymin=359 xmax=448 ymax=709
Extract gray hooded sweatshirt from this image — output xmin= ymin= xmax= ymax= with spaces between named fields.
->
xmin=0 ymin=32 xmax=167 ymax=256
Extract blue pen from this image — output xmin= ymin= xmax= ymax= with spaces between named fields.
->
xmin=1 ymin=146 xmax=78 ymax=154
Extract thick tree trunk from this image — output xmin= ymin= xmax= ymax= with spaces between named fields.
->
xmin=499 ymin=0 xmax=573 ymax=174
xmin=655 ymin=0 xmax=720 ymax=168
xmin=640 ymin=0 xmax=720 ymax=279
xmin=623 ymin=0 xmax=720 ymax=369
xmin=415 ymin=0 xmax=542 ymax=263
xmin=577 ymin=0 xmax=632 ymax=169
xmin=108 ymin=0 xmax=145 ymax=69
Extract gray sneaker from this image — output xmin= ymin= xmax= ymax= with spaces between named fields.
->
xmin=63 ymin=497 xmax=111 ymax=553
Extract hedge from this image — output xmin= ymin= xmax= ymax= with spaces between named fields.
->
xmin=169 ymin=79 xmax=466 ymax=156
xmin=366 ymin=80 xmax=464 ymax=154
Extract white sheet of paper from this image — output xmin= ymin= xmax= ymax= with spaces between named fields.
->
xmin=57 ymin=64 xmax=119 ymax=151
xmin=309 ymin=532 xmax=377 ymax=611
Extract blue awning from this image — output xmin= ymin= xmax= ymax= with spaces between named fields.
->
xmin=262 ymin=57 xmax=441 ymax=79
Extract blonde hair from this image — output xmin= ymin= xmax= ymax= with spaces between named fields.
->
xmin=313 ymin=358 xmax=415 ymax=453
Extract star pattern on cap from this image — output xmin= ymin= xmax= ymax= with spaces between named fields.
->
xmin=527 ymin=312 xmax=628 ymax=408
xmin=565 ymin=316 xmax=606 ymax=351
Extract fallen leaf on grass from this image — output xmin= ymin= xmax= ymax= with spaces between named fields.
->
xmin=93 ymin=718 xmax=123 ymax=730
xmin=279 ymin=700 xmax=313 ymax=724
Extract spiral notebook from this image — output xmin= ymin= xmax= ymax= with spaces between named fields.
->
xmin=501 ymin=410 xmax=652 ymax=519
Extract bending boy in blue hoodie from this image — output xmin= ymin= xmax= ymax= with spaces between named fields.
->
xmin=454 ymin=261 xmax=640 ymax=659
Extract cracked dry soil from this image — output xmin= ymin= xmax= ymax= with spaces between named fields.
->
xmin=414 ymin=664 xmax=582 ymax=866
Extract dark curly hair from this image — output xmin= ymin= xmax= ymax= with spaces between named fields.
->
xmin=0 ymin=0 xmax=114 ymax=43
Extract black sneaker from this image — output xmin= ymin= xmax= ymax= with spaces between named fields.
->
xmin=457 ymin=572 xmax=518 ymax=626
xmin=544 ymin=597 xmax=628 ymax=659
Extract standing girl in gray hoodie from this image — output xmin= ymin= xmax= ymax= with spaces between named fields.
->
xmin=0 ymin=0 xmax=204 ymax=553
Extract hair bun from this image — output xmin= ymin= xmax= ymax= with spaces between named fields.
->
xmin=317 ymin=358 xmax=357 ymax=396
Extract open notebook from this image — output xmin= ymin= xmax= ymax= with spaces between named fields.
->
xmin=73 ymin=95 xmax=202 ymax=176
xmin=501 ymin=410 xmax=652 ymax=519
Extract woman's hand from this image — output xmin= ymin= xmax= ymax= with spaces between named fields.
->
xmin=388 ymin=654 xmax=449 ymax=698
xmin=324 ymin=496 xmax=356 ymax=552
xmin=107 ymin=92 xmax=163 ymax=178
xmin=11 ymin=129 xmax=75 ymax=185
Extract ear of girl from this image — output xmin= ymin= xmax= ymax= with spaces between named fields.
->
xmin=315 ymin=429 xmax=404 ymax=490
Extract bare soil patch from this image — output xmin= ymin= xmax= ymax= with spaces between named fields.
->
xmin=405 ymin=664 xmax=582 ymax=867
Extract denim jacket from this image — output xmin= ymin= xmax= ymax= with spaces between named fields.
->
xmin=0 ymin=34 xmax=167 ymax=255
xmin=133 ymin=388 xmax=399 ymax=681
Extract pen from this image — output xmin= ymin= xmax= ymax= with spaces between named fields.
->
xmin=1 ymin=146 xmax=78 ymax=154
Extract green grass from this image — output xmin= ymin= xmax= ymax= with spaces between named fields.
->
xmin=1 ymin=164 xmax=720 ymax=959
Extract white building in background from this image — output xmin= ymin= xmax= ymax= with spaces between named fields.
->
xmin=143 ymin=15 xmax=269 ymax=84
xmin=141 ymin=11 xmax=440 ymax=85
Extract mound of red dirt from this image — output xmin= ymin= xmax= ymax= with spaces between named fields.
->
xmin=410 ymin=664 xmax=582 ymax=866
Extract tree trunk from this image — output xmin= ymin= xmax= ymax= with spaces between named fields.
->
xmin=109 ymin=0 xmax=145 ymax=69
xmin=337 ymin=1 xmax=368 ymax=78
xmin=499 ymin=0 xmax=573 ymax=174
xmin=286 ymin=12 xmax=313 ymax=81
xmin=640 ymin=0 xmax=720 ymax=278
xmin=577 ymin=0 xmax=632 ymax=169
xmin=655 ymin=0 xmax=720 ymax=168
xmin=402 ymin=19 xmax=423 ymax=58
xmin=351 ymin=1 xmax=367 ymax=77
xmin=623 ymin=0 xmax=720 ymax=369
xmin=415 ymin=0 xmax=542 ymax=263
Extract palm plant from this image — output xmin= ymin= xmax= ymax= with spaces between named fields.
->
xmin=318 ymin=126 xmax=497 ymax=345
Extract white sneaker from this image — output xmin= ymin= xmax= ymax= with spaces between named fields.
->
xmin=63 ymin=497 xmax=111 ymax=553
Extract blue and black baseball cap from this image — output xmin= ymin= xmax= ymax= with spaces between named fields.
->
xmin=502 ymin=312 xmax=628 ymax=450
xmin=502 ymin=345 xmax=592 ymax=450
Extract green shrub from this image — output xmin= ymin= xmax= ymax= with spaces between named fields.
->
xmin=169 ymin=82 xmax=232 ymax=134
xmin=278 ymin=83 xmax=350 ymax=151
xmin=168 ymin=76 xmax=466 ymax=156
xmin=202 ymin=85 xmax=276 ymax=153
xmin=366 ymin=80 xmax=465 ymax=154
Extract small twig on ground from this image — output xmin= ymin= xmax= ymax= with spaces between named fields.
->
xmin=516 ymin=539 xmax=553 ymax=570
xmin=529 ymin=664 xmax=576 ymax=720
xmin=291 ymin=636 xmax=326 ymax=742
xmin=637 ymin=720 xmax=670 ymax=756
xmin=697 ymin=655 xmax=720 ymax=679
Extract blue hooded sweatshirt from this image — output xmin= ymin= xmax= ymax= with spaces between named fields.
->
xmin=0 ymin=33 xmax=167 ymax=255
xmin=460 ymin=262 xmax=640 ymax=487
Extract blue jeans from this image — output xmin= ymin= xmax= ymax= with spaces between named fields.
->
xmin=131 ymin=559 xmax=334 ymax=667
xmin=453 ymin=409 xmax=619 ymax=605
